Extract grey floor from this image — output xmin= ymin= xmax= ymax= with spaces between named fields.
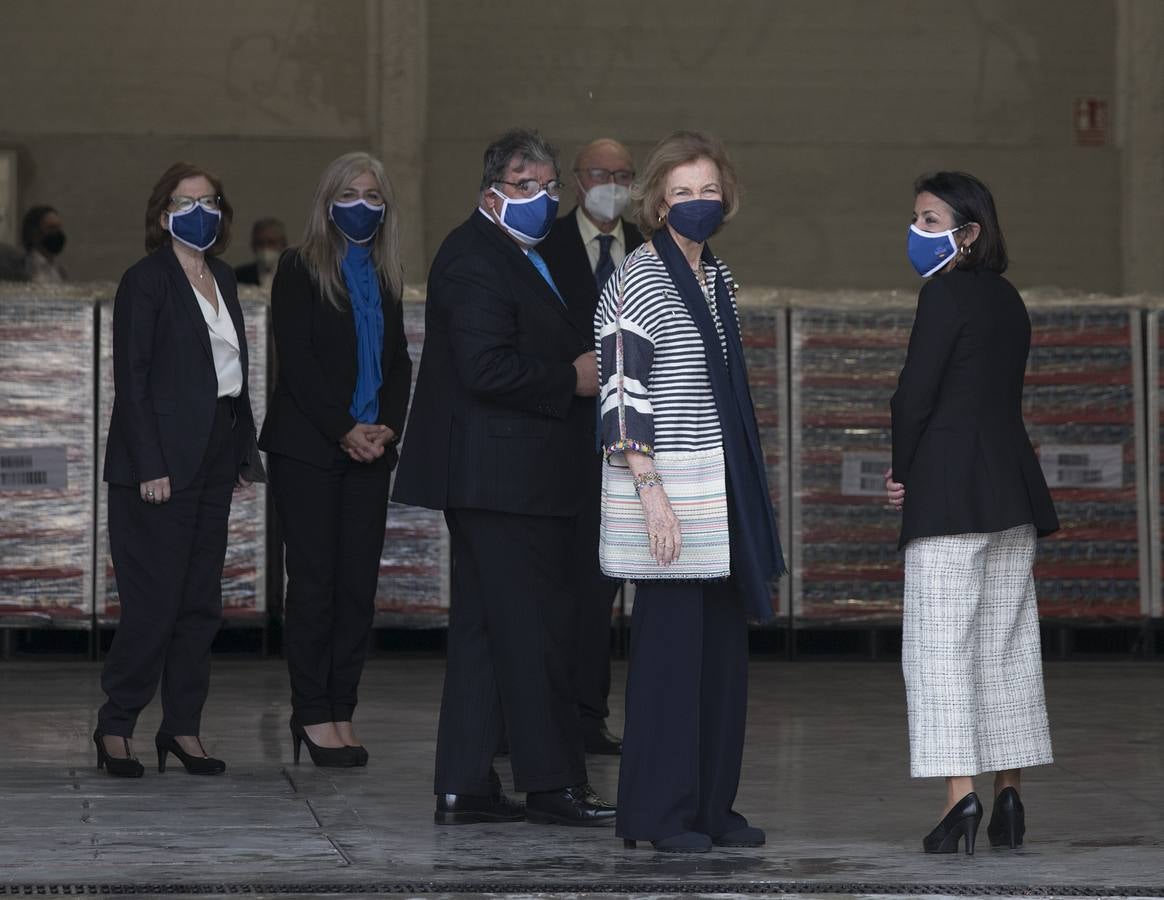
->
xmin=0 ymin=656 xmax=1161 ymax=898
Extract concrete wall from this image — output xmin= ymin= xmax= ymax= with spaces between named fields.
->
xmin=0 ymin=0 xmax=1142 ymax=293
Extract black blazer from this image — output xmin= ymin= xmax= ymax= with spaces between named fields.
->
xmin=890 ymin=269 xmax=1059 ymax=549
xmin=538 ymin=207 xmax=644 ymax=341
xmin=391 ymin=212 xmax=593 ymax=516
xmin=103 ymin=246 xmax=258 ymax=491
xmin=258 ymin=249 xmax=411 ymax=470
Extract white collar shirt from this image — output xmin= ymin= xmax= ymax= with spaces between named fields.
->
xmin=576 ymin=207 xmax=626 ymax=273
xmin=192 ymin=278 xmax=244 ymax=399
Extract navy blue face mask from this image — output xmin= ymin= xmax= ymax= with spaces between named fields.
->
xmin=665 ymin=199 xmax=724 ymax=243
xmin=330 ymin=199 xmax=386 ymax=243
xmin=907 ymin=223 xmax=968 ymax=277
xmin=169 ymin=204 xmax=221 ymax=252
xmin=489 ymin=188 xmax=559 ymax=245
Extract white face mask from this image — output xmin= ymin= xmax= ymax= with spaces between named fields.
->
xmin=255 ymin=247 xmax=281 ymax=272
xmin=582 ymin=183 xmax=630 ymax=223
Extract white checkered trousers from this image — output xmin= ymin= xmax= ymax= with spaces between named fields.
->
xmin=902 ymin=524 xmax=1053 ymax=778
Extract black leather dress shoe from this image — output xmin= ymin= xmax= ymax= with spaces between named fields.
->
xmin=434 ymin=791 xmax=525 ymax=825
xmin=582 ymin=723 xmax=622 ymax=755
xmin=526 ymin=783 xmax=617 ymax=826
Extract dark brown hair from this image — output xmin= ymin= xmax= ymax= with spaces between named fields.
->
xmin=914 ymin=171 xmax=1008 ymax=274
xmin=144 ymin=162 xmax=233 ymax=255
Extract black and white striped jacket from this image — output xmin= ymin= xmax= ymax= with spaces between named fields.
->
xmin=595 ymin=243 xmax=736 ymax=461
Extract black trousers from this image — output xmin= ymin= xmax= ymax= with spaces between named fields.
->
xmin=98 ymin=398 xmax=236 ymax=737
xmin=570 ymin=478 xmax=619 ymax=728
xmin=269 ymin=449 xmax=390 ymax=725
xmin=616 ymin=580 xmax=750 ymax=841
xmin=435 ymin=508 xmax=587 ymax=796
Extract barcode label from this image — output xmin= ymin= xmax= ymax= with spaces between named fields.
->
xmin=841 ymin=452 xmax=892 ymax=496
xmin=0 ymin=446 xmax=68 ymax=492
xmin=1038 ymin=443 xmax=1123 ymax=490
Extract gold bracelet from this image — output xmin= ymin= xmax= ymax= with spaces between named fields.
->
xmin=632 ymin=471 xmax=664 ymax=495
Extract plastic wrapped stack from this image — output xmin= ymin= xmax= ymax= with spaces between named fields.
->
xmin=737 ymin=289 xmax=791 ymax=619
xmin=377 ymin=290 xmax=450 ymax=627
xmin=788 ymin=290 xmax=1152 ymax=624
xmin=0 ymin=285 xmax=106 ymax=627
xmin=95 ymin=291 xmax=269 ymax=623
xmin=1021 ymin=293 xmax=1149 ymax=620
xmin=789 ymin=292 xmax=914 ymax=622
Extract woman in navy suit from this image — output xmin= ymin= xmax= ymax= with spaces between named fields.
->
xmin=97 ymin=162 xmax=261 ymax=777
xmin=260 ymin=152 xmax=412 ymax=768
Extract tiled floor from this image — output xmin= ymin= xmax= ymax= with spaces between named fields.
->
xmin=0 ymin=657 xmax=1161 ymax=897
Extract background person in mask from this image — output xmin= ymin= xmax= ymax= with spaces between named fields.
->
xmin=97 ymin=162 xmax=261 ymax=778
xmin=539 ymin=137 xmax=643 ymax=757
xmin=596 ymin=131 xmax=785 ymax=853
xmin=885 ymin=171 xmax=1058 ymax=856
xmin=392 ymin=128 xmax=615 ymax=828
xmin=259 ymin=152 xmax=412 ymax=769
xmin=21 ymin=204 xmax=67 ymax=282
xmin=235 ymin=217 xmax=288 ymax=289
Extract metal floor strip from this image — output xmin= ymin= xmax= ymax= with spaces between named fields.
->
xmin=3 ymin=883 xmax=1164 ymax=896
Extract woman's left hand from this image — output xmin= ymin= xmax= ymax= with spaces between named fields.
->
xmin=884 ymin=467 xmax=905 ymax=511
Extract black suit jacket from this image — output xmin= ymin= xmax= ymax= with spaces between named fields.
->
xmin=890 ymin=269 xmax=1059 ymax=549
xmin=103 ymin=245 xmax=258 ymax=491
xmin=391 ymin=212 xmax=593 ymax=516
xmin=258 ymin=249 xmax=411 ymax=470
xmin=538 ymin=207 xmax=644 ymax=341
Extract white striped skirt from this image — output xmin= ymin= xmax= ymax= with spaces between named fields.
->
xmin=902 ymin=524 xmax=1054 ymax=778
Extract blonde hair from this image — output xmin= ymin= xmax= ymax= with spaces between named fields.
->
xmin=631 ymin=131 xmax=740 ymax=239
xmin=300 ymin=152 xmax=403 ymax=308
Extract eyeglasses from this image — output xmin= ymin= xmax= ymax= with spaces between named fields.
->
xmin=494 ymin=178 xmax=563 ymax=199
xmin=170 ymin=194 xmax=221 ymax=213
xmin=575 ymin=168 xmax=635 ymax=186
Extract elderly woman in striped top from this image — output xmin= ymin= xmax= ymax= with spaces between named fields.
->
xmin=595 ymin=131 xmax=785 ymax=854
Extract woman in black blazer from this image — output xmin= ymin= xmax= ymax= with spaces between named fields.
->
xmin=97 ymin=162 xmax=261 ymax=777
xmin=259 ymin=152 xmax=411 ymax=767
xmin=886 ymin=172 xmax=1059 ymax=855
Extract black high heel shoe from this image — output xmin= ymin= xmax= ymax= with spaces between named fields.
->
xmin=623 ymin=832 xmax=712 ymax=853
xmin=290 ymin=719 xmax=361 ymax=768
xmin=987 ymin=787 xmax=1025 ymax=849
xmin=347 ymin=745 xmax=369 ymax=767
xmin=93 ymin=730 xmax=144 ymax=778
xmin=155 ymin=733 xmax=226 ymax=775
xmin=923 ymin=792 xmax=982 ymax=855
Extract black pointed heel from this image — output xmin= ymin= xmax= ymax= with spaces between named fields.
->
xmin=289 ymin=718 xmax=360 ymax=768
xmin=987 ymin=787 xmax=1025 ymax=849
xmin=154 ymin=733 xmax=226 ymax=775
xmin=92 ymin=730 xmax=144 ymax=778
xmin=923 ymin=792 xmax=983 ymax=855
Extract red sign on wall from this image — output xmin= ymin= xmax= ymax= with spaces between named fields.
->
xmin=1074 ymin=98 xmax=1108 ymax=146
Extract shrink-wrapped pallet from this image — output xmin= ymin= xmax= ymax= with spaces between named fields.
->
xmin=95 ymin=291 xmax=269 ymax=623
xmin=788 ymin=290 xmax=1151 ymax=623
xmin=0 ymin=285 xmax=106 ymax=626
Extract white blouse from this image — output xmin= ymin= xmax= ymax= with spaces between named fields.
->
xmin=193 ymin=279 xmax=244 ymax=399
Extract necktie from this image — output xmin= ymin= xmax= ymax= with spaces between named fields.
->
xmin=594 ymin=234 xmax=615 ymax=291
xmin=527 ymin=249 xmax=564 ymax=305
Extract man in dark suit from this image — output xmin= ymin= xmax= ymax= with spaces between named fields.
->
xmin=538 ymin=138 xmax=643 ymax=755
xmin=234 ymin=217 xmax=287 ymax=288
xmin=392 ymin=129 xmax=616 ymax=827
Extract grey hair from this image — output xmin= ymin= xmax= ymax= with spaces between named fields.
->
xmin=479 ymin=128 xmax=559 ymax=193
xmin=300 ymin=152 xmax=403 ymax=309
